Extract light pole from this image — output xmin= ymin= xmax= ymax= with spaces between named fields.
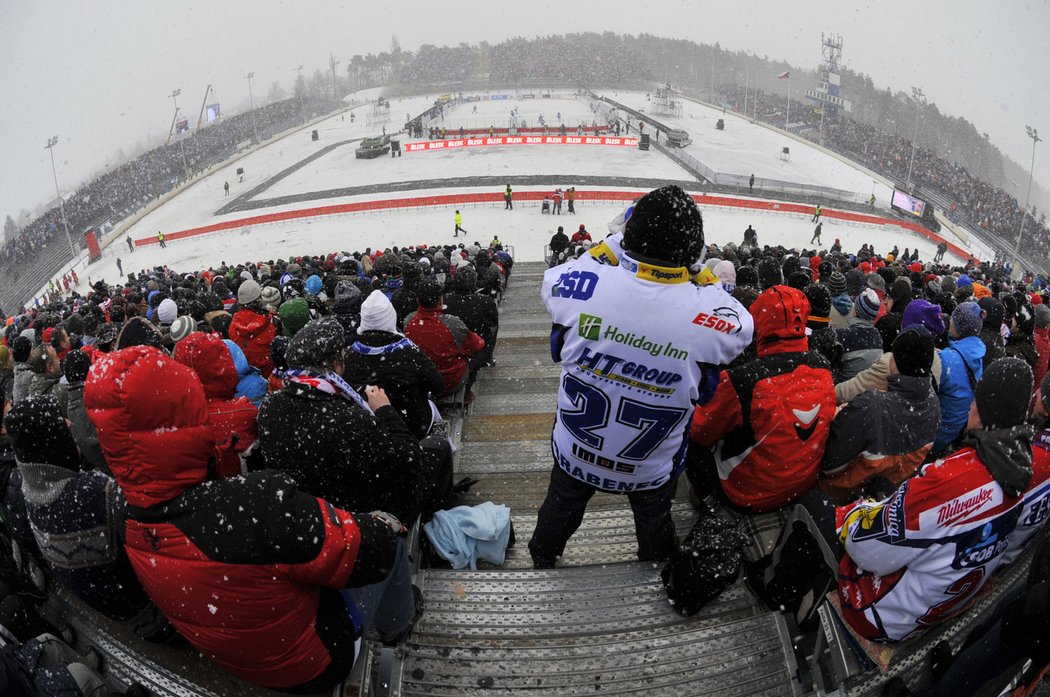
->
xmin=1013 ymin=125 xmax=1042 ymax=273
xmin=244 ymin=72 xmax=259 ymax=143
xmin=44 ymin=136 xmax=77 ymax=258
xmin=295 ymin=65 xmax=305 ymax=124
xmin=905 ymin=86 xmax=925 ymax=190
xmin=169 ymin=88 xmax=190 ymax=180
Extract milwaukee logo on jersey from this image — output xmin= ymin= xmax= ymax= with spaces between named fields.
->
xmin=577 ymin=315 xmax=688 ymax=359
xmin=937 ymin=487 xmax=996 ymax=527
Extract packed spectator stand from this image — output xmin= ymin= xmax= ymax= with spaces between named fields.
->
xmin=0 ymin=97 xmax=339 ymax=314
xmin=2 ymin=192 xmax=1050 ymax=695
xmin=718 ymin=84 xmax=1050 ymax=272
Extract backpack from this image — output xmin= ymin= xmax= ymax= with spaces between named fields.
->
xmin=661 ymin=509 xmax=747 ymax=616
xmin=744 ymin=505 xmax=838 ymax=630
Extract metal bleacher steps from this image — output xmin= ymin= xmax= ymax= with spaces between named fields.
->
xmin=388 ymin=261 xmax=802 ymax=696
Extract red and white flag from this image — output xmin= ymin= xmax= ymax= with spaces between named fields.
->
xmin=777 ymin=71 xmax=790 ymax=79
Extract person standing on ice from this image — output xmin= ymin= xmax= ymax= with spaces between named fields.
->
xmin=224 ymin=180 xmax=230 ymax=196
xmin=116 ymin=257 xmax=123 ymax=277
xmin=126 ymin=235 xmax=134 ymax=253
xmin=157 ymin=231 xmax=166 ymax=248
xmin=454 ymin=210 xmax=466 ymax=238
xmin=504 ymin=184 xmax=513 ymax=210
xmin=528 ymin=185 xmax=753 ymax=568
xmin=812 ymin=204 xmax=823 ymax=223
xmin=810 ymin=221 xmax=823 ymax=245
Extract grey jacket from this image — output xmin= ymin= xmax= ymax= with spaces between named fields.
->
xmin=12 ymin=362 xmax=33 ymax=405
xmin=27 ymin=372 xmax=69 ymax=416
xmin=67 ymin=383 xmax=107 ymax=471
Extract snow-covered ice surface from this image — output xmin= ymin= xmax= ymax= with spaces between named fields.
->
xmin=609 ymin=90 xmax=895 ymax=202
xmin=86 ymin=200 xmax=962 ymax=290
xmin=81 ymin=89 xmax=976 ymax=290
xmin=265 ymin=137 xmax=687 ymax=198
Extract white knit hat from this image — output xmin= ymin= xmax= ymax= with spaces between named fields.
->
xmin=358 ymin=290 xmax=398 ymax=334
xmin=157 ymin=298 xmax=178 ymax=324
xmin=170 ymin=316 xmax=195 ymax=343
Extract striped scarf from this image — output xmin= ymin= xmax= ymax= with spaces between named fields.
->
xmin=283 ymin=369 xmax=371 ymax=412
xmin=350 ymin=337 xmax=414 ymax=356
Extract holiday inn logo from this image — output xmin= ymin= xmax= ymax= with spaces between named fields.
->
xmin=579 ymin=314 xmax=603 ymax=340
xmin=577 ymin=313 xmax=688 ymax=359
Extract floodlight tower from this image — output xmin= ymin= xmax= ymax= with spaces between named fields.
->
xmin=244 ymin=72 xmax=259 ymax=142
xmin=44 ymin=136 xmax=77 ymax=258
xmin=1013 ymin=125 xmax=1043 ymax=272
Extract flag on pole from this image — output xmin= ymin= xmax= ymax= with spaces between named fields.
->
xmin=777 ymin=71 xmax=790 ymax=79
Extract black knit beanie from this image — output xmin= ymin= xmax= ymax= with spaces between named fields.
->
xmin=891 ymin=327 xmax=934 ymax=378
xmin=63 ymin=348 xmax=92 ymax=385
xmin=116 ymin=317 xmax=164 ymax=351
xmin=622 ymin=185 xmax=705 ymax=266
xmin=803 ymin=283 xmax=832 ymax=319
xmin=757 ymin=258 xmax=783 ymax=290
xmin=736 ymin=266 xmax=759 ymax=288
xmin=4 ymin=395 xmax=79 ymax=470
xmin=976 ymin=357 xmax=1033 ymax=429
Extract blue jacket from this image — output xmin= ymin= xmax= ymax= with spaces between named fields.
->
xmin=223 ymin=339 xmax=268 ymax=408
xmin=933 ymin=335 xmax=986 ymax=453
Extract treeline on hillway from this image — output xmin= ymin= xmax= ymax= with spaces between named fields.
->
xmin=328 ymin=32 xmax=1032 ymax=208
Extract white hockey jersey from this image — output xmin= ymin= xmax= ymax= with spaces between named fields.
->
xmin=542 ymin=245 xmax=753 ymax=493
xmin=836 ymin=436 xmax=1050 ymax=642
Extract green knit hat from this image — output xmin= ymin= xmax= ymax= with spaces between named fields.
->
xmin=279 ymin=298 xmax=311 ymax=337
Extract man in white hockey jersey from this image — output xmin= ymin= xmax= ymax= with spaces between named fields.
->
xmin=836 ymin=357 xmax=1050 ymax=642
xmin=528 ymin=185 xmax=754 ymax=568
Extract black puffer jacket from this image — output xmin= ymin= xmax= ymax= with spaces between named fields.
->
xmin=257 ymin=381 xmax=425 ymax=524
xmin=343 ymin=330 xmax=444 ymax=440
xmin=391 ymin=286 xmax=420 ymax=331
xmin=820 ymin=374 xmax=940 ymax=502
xmin=444 ymin=288 xmax=499 ymax=352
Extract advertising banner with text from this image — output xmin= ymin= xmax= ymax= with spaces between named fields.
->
xmin=404 ymin=135 xmax=639 ymax=153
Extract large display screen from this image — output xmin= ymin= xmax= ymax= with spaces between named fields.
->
xmin=206 ymin=103 xmax=221 ymax=122
xmin=891 ymin=189 xmax=927 ymax=218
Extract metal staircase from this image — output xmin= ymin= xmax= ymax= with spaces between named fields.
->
xmin=389 ymin=261 xmax=801 ymax=696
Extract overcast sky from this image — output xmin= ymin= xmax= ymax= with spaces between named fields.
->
xmin=1 ymin=0 xmax=1046 ymax=222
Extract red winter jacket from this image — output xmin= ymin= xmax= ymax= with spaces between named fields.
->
xmin=691 ymin=286 xmax=837 ymax=511
xmin=1034 ymin=326 xmax=1050 ymax=398
xmin=405 ymin=305 xmax=485 ymax=395
xmin=229 ymin=308 xmax=276 ymax=378
xmin=85 ymin=346 xmax=398 ymax=689
xmin=173 ymin=332 xmax=258 ymax=478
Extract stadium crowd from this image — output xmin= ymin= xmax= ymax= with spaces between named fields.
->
xmin=0 ymin=97 xmax=320 ymax=278
xmin=721 ymin=85 xmax=1050 ymax=269
xmin=0 ymin=238 xmax=511 ymax=693
xmin=541 ymin=187 xmax=1050 ymax=695
xmin=1 ymin=183 xmax=1050 ymax=693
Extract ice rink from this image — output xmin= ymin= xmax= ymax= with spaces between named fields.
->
xmin=78 ymin=88 xmax=974 ymax=290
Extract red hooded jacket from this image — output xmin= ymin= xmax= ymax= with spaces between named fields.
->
xmin=173 ymin=332 xmax=258 ymax=478
xmin=85 ymin=346 xmax=398 ymax=689
xmin=229 ymin=308 xmax=275 ymax=378
xmin=691 ymin=286 xmax=837 ymax=511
